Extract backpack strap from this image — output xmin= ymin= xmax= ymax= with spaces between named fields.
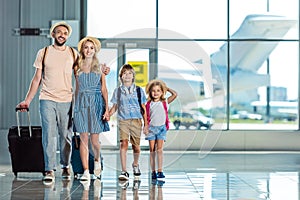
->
xmin=117 ymin=86 xmax=121 ymax=114
xmin=41 ymin=46 xmax=48 ymax=77
xmin=162 ymin=101 xmax=170 ymax=130
xmin=145 ymin=101 xmax=151 ymax=125
xmin=136 ymin=86 xmax=145 ymax=115
xmin=69 ymin=47 xmax=76 ymax=68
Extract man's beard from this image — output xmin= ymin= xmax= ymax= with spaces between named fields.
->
xmin=54 ymin=38 xmax=66 ymax=46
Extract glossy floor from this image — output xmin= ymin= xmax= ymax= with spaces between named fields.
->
xmin=1 ymin=151 xmax=300 ymax=200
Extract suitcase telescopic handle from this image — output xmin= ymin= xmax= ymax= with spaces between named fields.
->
xmin=15 ymin=107 xmax=32 ymax=137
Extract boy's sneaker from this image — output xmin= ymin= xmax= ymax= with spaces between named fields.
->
xmin=132 ymin=164 xmax=141 ymax=176
xmin=132 ymin=180 xmax=141 ymax=190
xmin=157 ymin=172 xmax=165 ymax=180
xmin=151 ymin=171 xmax=157 ymax=179
xmin=43 ymin=170 xmax=55 ymax=182
xmin=118 ymin=171 xmax=129 ymax=181
xmin=119 ymin=180 xmax=129 ymax=189
xmin=94 ymin=161 xmax=102 ymax=179
xmin=61 ymin=167 xmax=71 ymax=179
xmin=80 ymin=169 xmax=90 ymax=181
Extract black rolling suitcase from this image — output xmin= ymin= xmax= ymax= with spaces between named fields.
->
xmin=71 ymin=133 xmax=103 ymax=179
xmin=8 ymin=108 xmax=45 ymax=176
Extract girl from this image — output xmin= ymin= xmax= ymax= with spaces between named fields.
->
xmin=145 ymin=79 xmax=177 ymax=181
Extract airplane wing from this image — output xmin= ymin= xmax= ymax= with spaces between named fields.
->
xmin=159 ymin=71 xmax=205 ymax=103
xmin=211 ymin=14 xmax=297 ymax=72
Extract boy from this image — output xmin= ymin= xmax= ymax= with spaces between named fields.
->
xmin=109 ymin=64 xmax=148 ymax=182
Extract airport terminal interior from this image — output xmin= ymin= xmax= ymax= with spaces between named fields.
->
xmin=1 ymin=0 xmax=300 ymax=199
xmin=1 ymin=135 xmax=300 ymax=200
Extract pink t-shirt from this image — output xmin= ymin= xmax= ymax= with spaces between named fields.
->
xmin=33 ymin=45 xmax=77 ymax=102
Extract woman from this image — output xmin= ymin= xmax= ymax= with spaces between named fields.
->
xmin=73 ymin=36 xmax=110 ymax=181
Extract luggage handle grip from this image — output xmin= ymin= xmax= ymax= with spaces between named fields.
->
xmin=15 ymin=107 xmax=29 ymax=112
xmin=15 ymin=107 xmax=32 ymax=137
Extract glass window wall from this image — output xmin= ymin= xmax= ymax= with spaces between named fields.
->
xmin=87 ymin=0 xmax=299 ymax=131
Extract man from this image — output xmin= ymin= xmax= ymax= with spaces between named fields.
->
xmin=16 ymin=21 xmax=109 ymax=183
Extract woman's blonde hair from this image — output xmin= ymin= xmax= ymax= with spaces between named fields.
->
xmin=145 ymin=79 xmax=167 ymax=101
xmin=76 ymin=37 xmax=101 ymax=75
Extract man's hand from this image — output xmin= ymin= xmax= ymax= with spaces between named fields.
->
xmin=101 ymin=63 xmax=110 ymax=75
xmin=16 ymin=101 xmax=29 ymax=112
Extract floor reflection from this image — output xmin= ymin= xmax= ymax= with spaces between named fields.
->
xmin=1 ymin=151 xmax=300 ymax=199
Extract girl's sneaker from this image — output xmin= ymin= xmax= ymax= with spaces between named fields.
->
xmin=80 ymin=169 xmax=90 ymax=181
xmin=151 ymin=171 xmax=157 ymax=179
xmin=157 ymin=180 xmax=165 ymax=187
xmin=94 ymin=161 xmax=102 ymax=179
xmin=157 ymin=172 xmax=165 ymax=180
xmin=94 ymin=179 xmax=102 ymax=198
xmin=80 ymin=179 xmax=90 ymax=190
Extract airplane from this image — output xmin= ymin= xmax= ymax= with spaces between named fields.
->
xmin=210 ymin=14 xmax=297 ymax=93
xmin=158 ymin=14 xmax=297 ymax=113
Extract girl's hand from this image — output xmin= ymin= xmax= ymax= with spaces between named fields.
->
xmin=143 ymin=124 xmax=149 ymax=135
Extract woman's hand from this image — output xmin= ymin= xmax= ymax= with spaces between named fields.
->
xmin=103 ymin=110 xmax=110 ymax=121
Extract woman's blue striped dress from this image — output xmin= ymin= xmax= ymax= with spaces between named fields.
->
xmin=73 ymin=72 xmax=110 ymax=133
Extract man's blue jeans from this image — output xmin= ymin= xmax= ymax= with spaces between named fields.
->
xmin=40 ymin=100 xmax=72 ymax=171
